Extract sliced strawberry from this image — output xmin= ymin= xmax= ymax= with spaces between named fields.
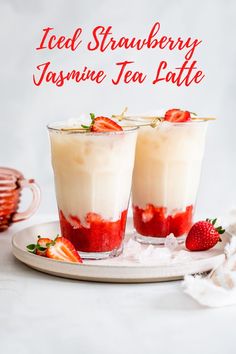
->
xmin=91 ymin=117 xmax=123 ymax=132
xmin=68 ymin=215 xmax=82 ymax=229
xmin=171 ymin=206 xmax=193 ymax=237
xmin=142 ymin=204 xmax=155 ymax=223
xmin=86 ymin=212 xmax=103 ymax=225
xmin=46 ymin=237 xmax=82 ymax=263
xmin=164 ymin=109 xmax=191 ymax=122
xmin=36 ymin=237 xmax=53 ymax=256
xmin=185 ymin=218 xmax=225 ymax=251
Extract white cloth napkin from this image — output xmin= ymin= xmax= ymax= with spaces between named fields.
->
xmin=183 ymin=229 xmax=236 ymax=307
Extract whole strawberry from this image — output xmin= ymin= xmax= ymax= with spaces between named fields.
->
xmin=185 ymin=218 xmax=225 ymax=251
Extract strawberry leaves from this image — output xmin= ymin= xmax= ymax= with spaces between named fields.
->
xmin=206 ymin=218 xmax=225 ymax=234
xmin=26 ymin=235 xmax=53 ymax=254
xmin=26 ymin=243 xmax=47 ymax=254
xmin=81 ymin=113 xmax=96 ymax=130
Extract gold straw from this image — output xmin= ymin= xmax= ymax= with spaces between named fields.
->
xmin=111 ymin=106 xmax=216 ymax=122
xmin=111 ymin=114 xmax=216 ymax=122
xmin=59 ymin=108 xmax=216 ymax=132
xmin=61 ymin=127 xmax=87 ymax=132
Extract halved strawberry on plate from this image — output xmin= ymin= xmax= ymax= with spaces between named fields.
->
xmin=164 ymin=109 xmax=191 ymax=122
xmin=46 ymin=237 xmax=82 ymax=263
xmin=27 ymin=236 xmax=82 ymax=263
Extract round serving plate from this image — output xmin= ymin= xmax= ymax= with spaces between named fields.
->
xmin=12 ymin=218 xmax=229 ymax=283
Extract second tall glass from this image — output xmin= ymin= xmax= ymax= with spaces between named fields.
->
xmin=132 ymin=120 xmax=208 ymax=244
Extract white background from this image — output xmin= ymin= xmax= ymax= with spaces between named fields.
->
xmin=0 ymin=0 xmax=235 ymax=217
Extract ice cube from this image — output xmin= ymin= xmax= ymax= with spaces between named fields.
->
xmin=138 ymin=245 xmax=172 ymax=265
xmin=122 ymin=238 xmax=142 ymax=260
xmin=164 ymin=233 xmax=178 ymax=251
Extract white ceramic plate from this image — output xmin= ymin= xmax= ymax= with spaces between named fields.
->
xmin=12 ymin=218 xmax=229 ymax=283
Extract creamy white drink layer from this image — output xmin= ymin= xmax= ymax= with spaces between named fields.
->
xmin=49 ymin=127 xmax=137 ymax=224
xmin=132 ymin=121 xmax=207 ymax=211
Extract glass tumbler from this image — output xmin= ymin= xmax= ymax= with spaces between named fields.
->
xmin=131 ymin=120 xmax=208 ymax=244
xmin=48 ymin=122 xmax=138 ymax=259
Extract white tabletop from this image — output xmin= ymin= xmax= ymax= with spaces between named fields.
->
xmin=0 ymin=215 xmax=235 ymax=354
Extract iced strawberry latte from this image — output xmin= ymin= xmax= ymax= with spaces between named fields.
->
xmin=48 ymin=116 xmax=137 ymax=259
xmin=131 ymin=109 xmax=208 ymax=244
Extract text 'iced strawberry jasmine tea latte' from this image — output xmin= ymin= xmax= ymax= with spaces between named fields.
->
xmin=48 ymin=115 xmax=138 ymax=259
xmin=113 ymin=109 xmax=209 ymax=245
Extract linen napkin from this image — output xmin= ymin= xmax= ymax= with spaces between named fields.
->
xmin=183 ymin=229 xmax=236 ymax=308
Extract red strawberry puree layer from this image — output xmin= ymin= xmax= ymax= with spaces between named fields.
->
xmin=133 ymin=204 xmax=193 ymax=237
xmin=59 ymin=210 xmax=128 ymax=253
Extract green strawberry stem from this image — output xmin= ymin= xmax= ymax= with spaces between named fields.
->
xmin=81 ymin=113 xmax=96 ymax=131
xmin=26 ymin=235 xmax=56 ymax=254
xmin=206 ymin=218 xmax=225 ymax=235
xmin=26 ymin=243 xmax=47 ymax=253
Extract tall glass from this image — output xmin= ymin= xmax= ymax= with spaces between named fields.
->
xmin=131 ymin=120 xmax=208 ymax=244
xmin=48 ymin=122 xmax=138 ymax=259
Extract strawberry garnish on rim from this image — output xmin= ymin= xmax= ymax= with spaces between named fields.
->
xmin=46 ymin=237 xmax=82 ymax=263
xmin=27 ymin=236 xmax=82 ymax=263
xmin=164 ymin=109 xmax=191 ymax=122
xmin=81 ymin=113 xmax=123 ymax=132
xmin=185 ymin=218 xmax=225 ymax=251
xmin=91 ymin=117 xmax=123 ymax=132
